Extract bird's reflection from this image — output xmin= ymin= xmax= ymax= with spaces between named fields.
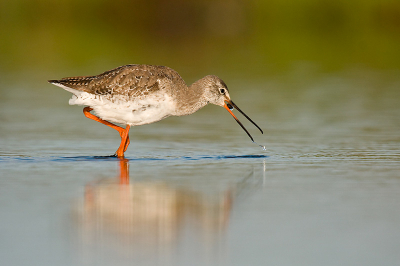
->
xmin=75 ymin=159 xmax=239 ymax=257
xmin=74 ymin=159 xmax=266 ymax=264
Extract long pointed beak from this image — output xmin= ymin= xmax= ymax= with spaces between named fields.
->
xmin=224 ymin=100 xmax=263 ymax=142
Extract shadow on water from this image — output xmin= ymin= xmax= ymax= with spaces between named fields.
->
xmin=0 ymin=154 xmax=268 ymax=162
xmin=52 ymin=154 xmax=268 ymax=162
xmin=71 ymin=158 xmax=264 ymax=262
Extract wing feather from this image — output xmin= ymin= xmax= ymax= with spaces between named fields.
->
xmin=48 ymin=64 xmax=183 ymax=99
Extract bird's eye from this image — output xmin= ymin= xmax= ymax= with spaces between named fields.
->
xmin=219 ymin=88 xmax=225 ymax=94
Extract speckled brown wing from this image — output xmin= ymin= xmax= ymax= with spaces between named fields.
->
xmin=48 ymin=74 xmax=95 ymax=93
xmin=49 ymin=64 xmax=182 ymax=99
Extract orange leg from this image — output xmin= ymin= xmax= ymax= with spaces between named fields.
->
xmin=115 ymin=124 xmax=130 ymax=157
xmin=83 ymin=107 xmax=131 ymax=157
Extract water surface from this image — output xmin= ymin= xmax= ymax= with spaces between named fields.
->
xmin=1 ymin=70 xmax=400 ymax=266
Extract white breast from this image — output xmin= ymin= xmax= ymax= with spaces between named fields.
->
xmin=69 ymin=91 xmax=177 ymax=126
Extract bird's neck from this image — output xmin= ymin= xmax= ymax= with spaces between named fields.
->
xmin=175 ymin=78 xmax=208 ymax=116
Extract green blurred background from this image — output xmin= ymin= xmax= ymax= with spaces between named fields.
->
xmin=1 ymin=0 xmax=400 ymax=83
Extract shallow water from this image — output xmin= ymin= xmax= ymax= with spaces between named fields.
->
xmin=1 ymin=70 xmax=400 ymax=266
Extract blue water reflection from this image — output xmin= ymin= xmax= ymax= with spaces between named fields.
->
xmin=71 ymin=158 xmax=264 ymax=265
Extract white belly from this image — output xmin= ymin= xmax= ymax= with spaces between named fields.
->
xmin=69 ymin=91 xmax=177 ymax=126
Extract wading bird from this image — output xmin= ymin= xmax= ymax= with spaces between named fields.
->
xmin=49 ymin=64 xmax=263 ymax=157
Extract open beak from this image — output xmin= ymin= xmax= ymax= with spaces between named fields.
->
xmin=224 ymin=100 xmax=263 ymax=142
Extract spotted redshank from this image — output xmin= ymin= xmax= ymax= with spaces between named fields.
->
xmin=49 ymin=64 xmax=263 ymax=157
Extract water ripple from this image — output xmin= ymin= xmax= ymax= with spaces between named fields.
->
xmin=0 ymin=154 xmax=269 ymax=163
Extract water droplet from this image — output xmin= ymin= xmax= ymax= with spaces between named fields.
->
xmin=253 ymin=141 xmax=266 ymax=151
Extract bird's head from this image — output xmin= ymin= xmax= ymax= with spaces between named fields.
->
xmin=201 ymin=75 xmax=231 ymax=107
xmin=202 ymin=75 xmax=263 ymax=142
